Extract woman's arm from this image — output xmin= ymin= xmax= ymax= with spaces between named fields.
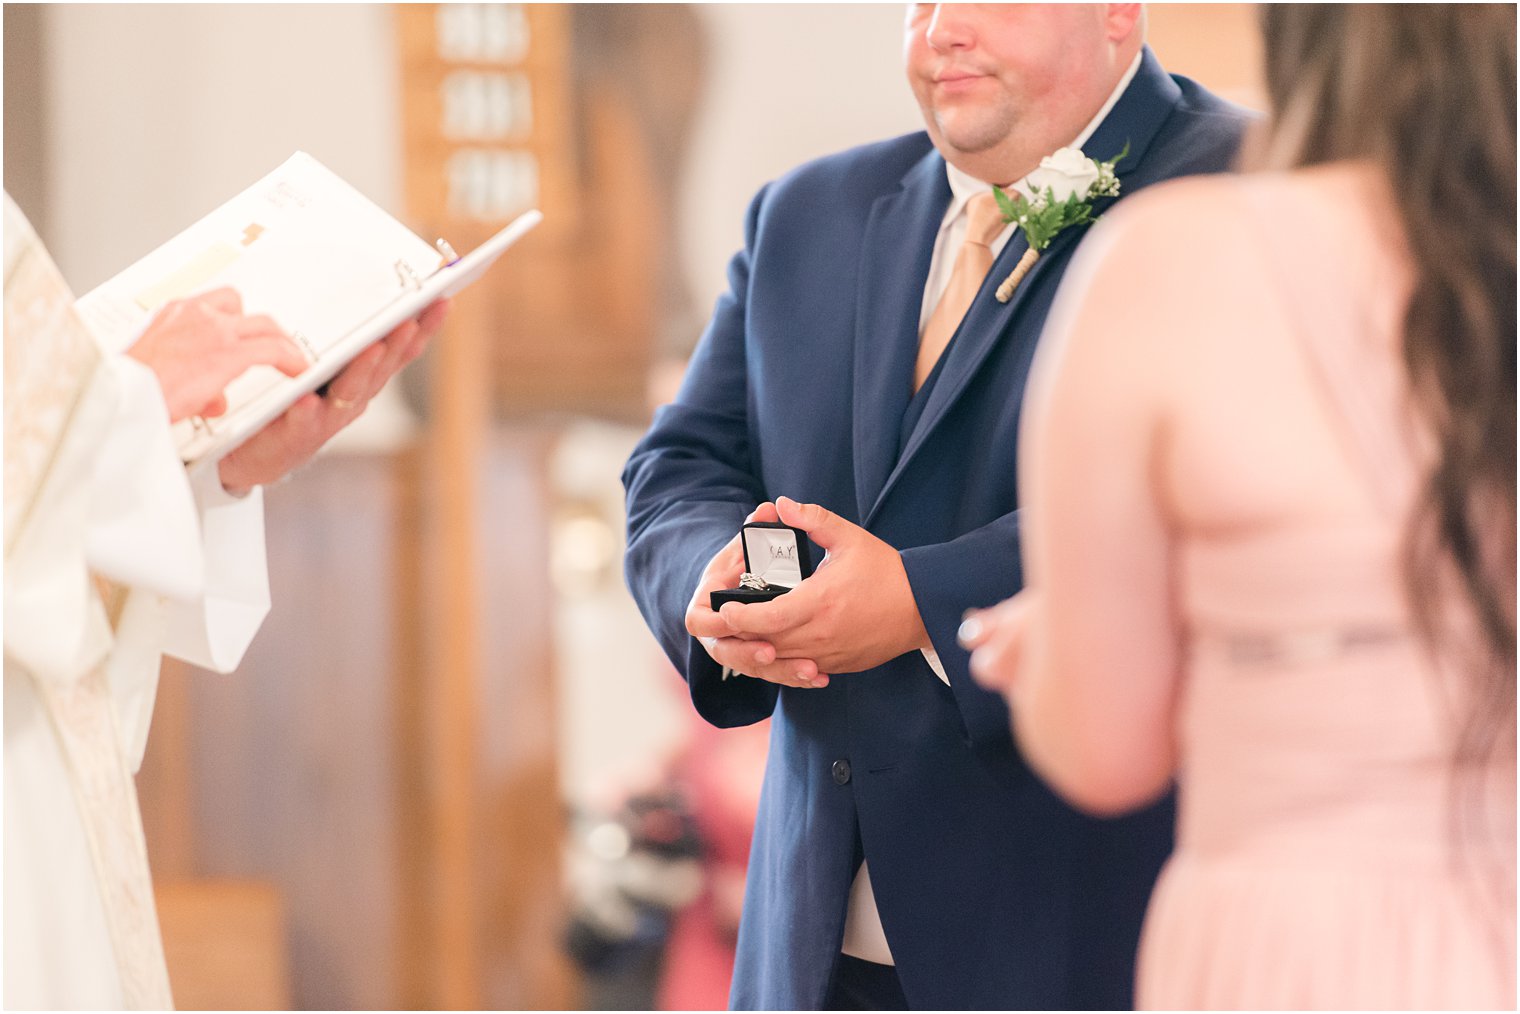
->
xmin=974 ymin=194 xmax=1200 ymax=815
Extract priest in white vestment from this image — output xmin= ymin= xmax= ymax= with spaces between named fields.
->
xmin=3 ymin=193 xmax=443 ymax=1009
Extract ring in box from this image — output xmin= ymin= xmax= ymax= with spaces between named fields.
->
xmin=710 ymin=521 xmax=815 ymax=610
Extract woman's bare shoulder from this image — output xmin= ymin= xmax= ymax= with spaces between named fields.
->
xmin=1063 ymin=173 xmax=1265 ymax=318
xmin=1100 ymin=163 xmax=1390 ymax=261
xmin=1099 ymin=173 xmax=1269 ymax=260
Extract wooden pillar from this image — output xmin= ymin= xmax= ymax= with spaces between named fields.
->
xmin=426 ymin=266 xmax=489 ymax=1009
xmin=396 ymin=5 xmax=575 ymax=1007
xmin=135 ymin=661 xmax=197 ymax=879
xmin=131 ymin=5 xmax=697 ymax=1007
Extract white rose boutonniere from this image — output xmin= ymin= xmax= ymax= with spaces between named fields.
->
xmin=992 ymin=142 xmax=1128 ymax=302
xmin=1020 ymin=146 xmax=1102 ymax=204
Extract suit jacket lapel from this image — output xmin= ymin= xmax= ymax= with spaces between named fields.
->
xmin=865 ymin=47 xmax=1183 ymax=526
xmin=1080 ymin=47 xmax=1182 ymax=180
xmin=865 ymin=224 xmax=1042 ymax=526
xmin=851 ymin=149 xmax=950 ymax=521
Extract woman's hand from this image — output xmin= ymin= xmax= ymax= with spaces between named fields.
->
xmin=960 ymin=591 xmax=1035 ymax=697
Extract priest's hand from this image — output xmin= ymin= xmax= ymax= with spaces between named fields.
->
xmin=685 ymin=501 xmax=829 ymax=689
xmin=716 ymin=496 xmax=931 ymax=675
xmin=127 ymin=287 xmax=308 ymax=422
xmin=217 ymin=299 xmax=448 ymax=495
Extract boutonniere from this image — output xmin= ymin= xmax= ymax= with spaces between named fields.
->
xmin=992 ymin=142 xmax=1128 ymax=302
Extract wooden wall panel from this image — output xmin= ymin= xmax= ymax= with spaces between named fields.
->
xmin=1148 ymin=4 xmax=1266 ymax=106
xmin=155 ymin=880 xmax=291 ymax=1011
xmin=138 ymin=437 xmax=573 ymax=1010
xmin=158 ymin=455 xmax=412 ymax=1010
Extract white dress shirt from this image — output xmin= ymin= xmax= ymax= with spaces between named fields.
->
xmin=845 ymin=52 xmax=1143 ymax=967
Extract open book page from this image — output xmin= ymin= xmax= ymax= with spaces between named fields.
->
xmin=74 ymin=152 xmax=444 ymax=463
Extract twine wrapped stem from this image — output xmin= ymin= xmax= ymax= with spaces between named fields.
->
xmin=995 ymin=247 xmax=1040 ymax=303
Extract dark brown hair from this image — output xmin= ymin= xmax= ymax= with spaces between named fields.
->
xmin=1259 ymin=6 xmax=1516 ymax=769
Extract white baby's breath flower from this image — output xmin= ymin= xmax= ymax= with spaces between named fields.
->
xmin=1092 ymin=162 xmax=1121 ymax=199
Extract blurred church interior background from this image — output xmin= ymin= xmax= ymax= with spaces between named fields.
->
xmin=3 ymin=5 xmax=1263 ymax=1008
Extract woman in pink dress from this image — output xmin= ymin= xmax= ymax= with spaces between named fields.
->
xmin=962 ymin=7 xmax=1515 ymax=1009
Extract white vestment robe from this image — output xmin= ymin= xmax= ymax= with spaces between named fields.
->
xmin=4 ymin=194 xmax=271 ymax=1010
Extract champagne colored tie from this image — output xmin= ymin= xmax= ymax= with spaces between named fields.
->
xmin=915 ymin=191 xmax=1005 ymax=391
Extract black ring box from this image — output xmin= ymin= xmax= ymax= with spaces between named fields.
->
xmin=709 ymin=521 xmax=814 ymax=610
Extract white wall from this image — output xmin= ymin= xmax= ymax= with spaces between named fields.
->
xmin=39 ymin=4 xmax=1264 ymax=319
xmin=42 ymin=4 xmax=925 ymax=318
xmin=45 ymin=4 xmax=403 ymax=292
xmin=681 ymin=3 xmax=923 ymax=317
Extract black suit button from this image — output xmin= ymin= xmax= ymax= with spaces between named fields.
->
xmin=832 ymin=759 xmax=852 ymax=785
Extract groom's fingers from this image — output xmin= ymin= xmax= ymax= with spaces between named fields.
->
xmin=689 ymin=503 xmax=804 ymax=641
xmin=687 ymin=534 xmax=746 ymax=634
xmin=746 ymin=501 xmax=780 ymax=524
xmin=719 ymin=588 xmax=811 ymax=637
xmin=775 ymin=496 xmax=850 ymax=549
xmin=689 ymin=500 xmax=826 ymax=672
xmin=690 ymin=602 xmax=770 ymax=642
xmin=704 ymin=635 xmax=827 ymax=688
xmin=688 ymin=605 xmax=733 ymax=640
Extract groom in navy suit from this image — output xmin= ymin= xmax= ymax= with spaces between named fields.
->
xmin=624 ymin=6 xmax=1249 ymax=1009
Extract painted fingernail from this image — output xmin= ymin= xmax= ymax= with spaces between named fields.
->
xmin=957 ymin=614 xmax=983 ymax=648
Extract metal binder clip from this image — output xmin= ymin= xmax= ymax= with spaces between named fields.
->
xmin=435 ymin=238 xmax=461 ymax=266
xmin=394 ymin=259 xmax=423 ymax=291
xmin=290 ymin=330 xmax=320 ymax=362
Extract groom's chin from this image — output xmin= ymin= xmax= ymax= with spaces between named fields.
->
xmin=930 ymin=110 xmax=1016 ymax=158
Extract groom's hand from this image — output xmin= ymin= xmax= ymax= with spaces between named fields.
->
xmin=685 ymin=502 xmax=828 ymax=689
xmin=717 ymin=497 xmax=930 ymax=674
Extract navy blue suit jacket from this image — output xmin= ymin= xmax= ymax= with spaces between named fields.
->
xmin=624 ymin=51 xmax=1249 ymax=1010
